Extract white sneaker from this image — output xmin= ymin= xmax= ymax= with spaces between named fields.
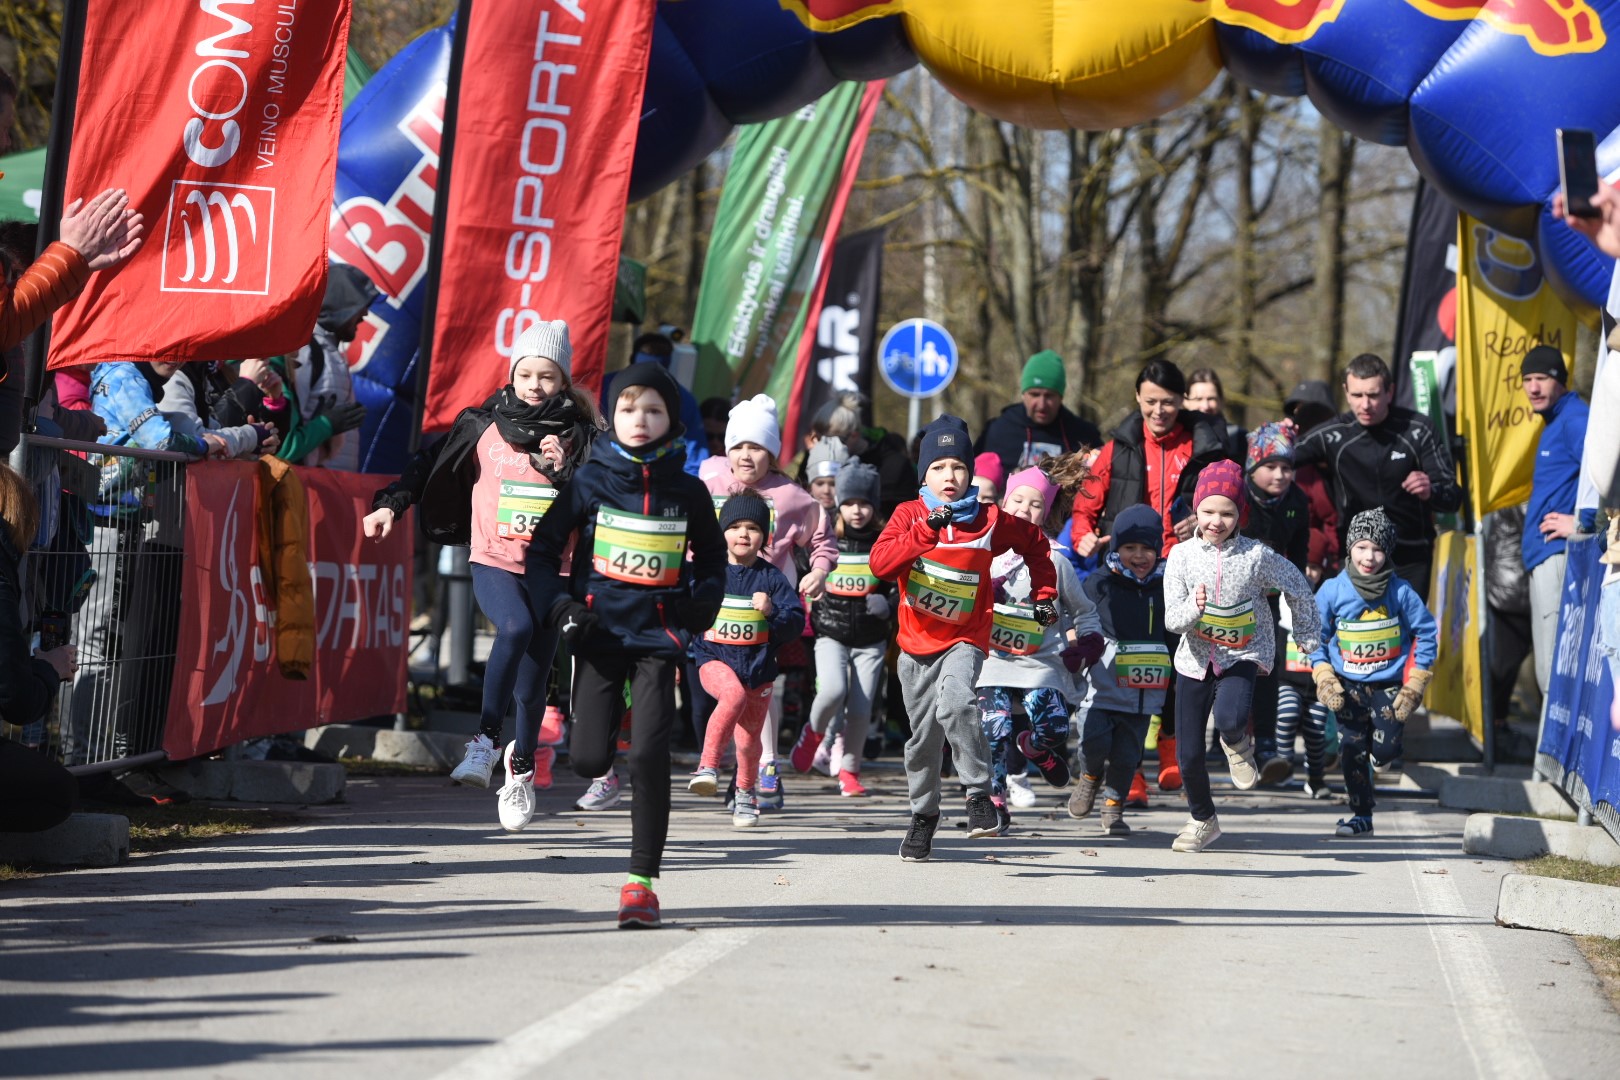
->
xmin=450 ymin=734 xmax=498 ymax=789
xmin=1221 ymin=734 xmax=1260 ymax=791
xmin=813 ymin=735 xmax=840 ymax=777
xmin=1006 ymin=773 xmax=1039 ymax=809
xmin=498 ymin=743 xmax=536 ymax=832
xmin=1172 ymin=816 xmax=1222 ymax=852
xmin=575 ymin=770 xmax=621 ymax=811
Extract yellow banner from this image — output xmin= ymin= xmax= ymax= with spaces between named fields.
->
xmin=1427 ymin=531 xmax=1484 ymax=743
xmin=1455 ymin=215 xmax=1578 ymax=518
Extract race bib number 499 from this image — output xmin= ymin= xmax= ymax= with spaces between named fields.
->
xmin=592 ymin=507 xmax=686 ymax=587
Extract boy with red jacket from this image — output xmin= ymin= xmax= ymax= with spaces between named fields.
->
xmin=870 ymin=415 xmax=1057 ymax=862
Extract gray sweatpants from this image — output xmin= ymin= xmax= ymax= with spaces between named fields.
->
xmin=1529 ymin=552 xmax=1566 ymax=694
xmin=808 ymin=637 xmax=887 ymax=774
xmin=899 ymin=642 xmax=992 ymax=815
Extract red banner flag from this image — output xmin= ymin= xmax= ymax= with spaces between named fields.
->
xmin=423 ymin=0 xmax=655 ymax=429
xmin=48 ymin=1 xmax=352 ymax=369
xmin=165 ymin=463 xmax=411 ymax=760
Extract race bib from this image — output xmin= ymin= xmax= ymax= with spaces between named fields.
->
xmin=1285 ymin=637 xmax=1313 ymax=674
xmin=1195 ymin=600 xmax=1257 ymax=649
xmin=990 ymin=602 xmax=1042 ymax=655
xmin=1337 ymin=615 xmax=1403 ymax=666
xmin=904 ymin=557 xmax=979 ymax=625
xmin=494 ymin=479 xmax=558 ymax=539
xmin=1114 ymin=640 xmax=1173 ymax=690
xmin=704 ymin=595 xmax=767 ymax=646
xmin=592 ymin=507 xmax=686 ymax=587
xmin=827 ymin=553 xmax=878 ymax=598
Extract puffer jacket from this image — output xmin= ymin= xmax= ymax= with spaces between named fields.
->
xmin=1081 ymin=554 xmax=1170 ymax=717
xmin=809 ymin=522 xmax=895 ymax=648
xmin=527 ymin=435 xmax=727 ymax=656
xmin=691 ymin=558 xmax=805 ymax=688
xmin=256 ymin=457 xmax=314 ymax=679
xmin=1162 ymin=532 xmax=1321 ymax=679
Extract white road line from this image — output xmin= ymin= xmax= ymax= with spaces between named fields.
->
xmin=1391 ymin=810 xmax=1549 ymax=1080
xmin=433 ymin=928 xmax=756 ymax=1080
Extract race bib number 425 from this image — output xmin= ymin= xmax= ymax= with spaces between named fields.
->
xmin=904 ymin=557 xmax=979 ymax=625
xmin=592 ymin=507 xmax=686 ymax=587
xmin=1337 ymin=615 xmax=1402 ymax=666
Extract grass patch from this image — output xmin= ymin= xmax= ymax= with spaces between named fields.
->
xmin=339 ymin=757 xmax=446 ymax=778
xmin=0 ymin=864 xmax=39 ymax=882
xmin=123 ymin=804 xmax=306 ymax=853
xmin=1521 ymin=854 xmax=1620 ymax=889
xmin=1578 ymin=936 xmax=1620 ymax=1013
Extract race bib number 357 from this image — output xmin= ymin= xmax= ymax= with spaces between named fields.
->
xmin=904 ymin=557 xmax=979 ymax=625
xmin=496 ymin=480 xmax=558 ymax=538
xmin=592 ymin=507 xmax=686 ymax=587
xmin=1114 ymin=640 xmax=1172 ymax=690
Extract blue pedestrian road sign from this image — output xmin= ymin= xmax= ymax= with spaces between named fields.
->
xmin=878 ymin=318 xmax=957 ymax=400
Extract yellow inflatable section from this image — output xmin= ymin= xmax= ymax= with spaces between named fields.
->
xmin=783 ymin=0 xmax=1225 ymax=129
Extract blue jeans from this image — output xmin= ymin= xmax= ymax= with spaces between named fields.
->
xmin=470 ymin=563 xmax=560 ymax=760
xmin=1078 ymin=707 xmax=1150 ymax=803
xmin=977 ymin=685 xmax=1071 ymax=798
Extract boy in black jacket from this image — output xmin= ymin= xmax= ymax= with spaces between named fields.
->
xmin=528 ymin=362 xmax=727 ymax=929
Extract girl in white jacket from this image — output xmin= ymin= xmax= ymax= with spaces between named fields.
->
xmin=1162 ymin=459 xmax=1320 ymax=853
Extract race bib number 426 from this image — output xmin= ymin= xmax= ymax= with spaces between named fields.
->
xmin=592 ymin=507 xmax=686 ymax=587
xmin=990 ymin=602 xmax=1042 ymax=655
xmin=904 ymin=557 xmax=979 ymax=625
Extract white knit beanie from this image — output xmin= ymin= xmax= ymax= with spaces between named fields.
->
xmin=511 ymin=320 xmax=572 ymax=382
xmin=725 ymin=394 xmax=782 ymax=458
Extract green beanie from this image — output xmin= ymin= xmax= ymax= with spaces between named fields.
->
xmin=1021 ymin=349 xmax=1066 ymax=395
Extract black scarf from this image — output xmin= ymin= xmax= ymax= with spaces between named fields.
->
xmin=1347 ymin=559 xmax=1395 ymax=605
xmin=491 ymin=387 xmax=580 ymax=449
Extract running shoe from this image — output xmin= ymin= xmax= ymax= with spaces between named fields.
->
xmin=1005 ymin=773 xmax=1039 ymax=808
xmin=838 ymin=770 xmax=868 ymax=797
xmin=1335 ymin=815 xmax=1374 ymax=837
xmin=994 ymin=797 xmax=1012 ymax=836
xmin=1258 ymin=754 xmax=1295 ymax=787
xmin=539 ymin=705 xmax=567 ymax=746
xmin=532 ymin=745 xmax=555 ymax=790
xmin=498 ymin=742 xmax=536 ymax=833
xmin=575 ymin=770 xmax=621 ymax=811
xmin=789 ymin=726 xmax=824 ymax=774
xmin=899 ymin=813 xmax=940 ymax=861
xmin=1303 ymin=775 xmax=1332 ymax=800
xmin=733 ymin=789 xmax=760 ymax=828
xmin=1016 ymin=730 xmax=1070 ymax=789
xmin=1171 ymin=815 xmax=1222 ymax=852
xmin=1067 ymin=772 xmax=1100 ymax=819
xmin=1100 ymin=799 xmax=1130 ymax=836
xmin=688 ymin=766 xmax=720 ymax=797
xmin=965 ymin=793 xmax=1000 ymax=839
xmin=1126 ymin=770 xmax=1151 ymax=808
xmin=817 ymin=735 xmax=843 ymax=777
xmin=450 ymin=734 xmax=499 ymax=789
xmin=757 ymin=763 xmax=784 ymax=811
xmin=618 ymin=882 xmax=661 ymax=929
xmin=1221 ymin=733 xmax=1261 ymax=791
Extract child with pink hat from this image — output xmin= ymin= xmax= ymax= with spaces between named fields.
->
xmin=1160 ymin=459 xmax=1321 ymax=853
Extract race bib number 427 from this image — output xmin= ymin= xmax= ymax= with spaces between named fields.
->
xmin=592 ymin=507 xmax=686 ymax=587
xmin=904 ymin=557 xmax=979 ymax=625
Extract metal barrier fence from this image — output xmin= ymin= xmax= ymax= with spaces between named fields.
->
xmin=14 ymin=435 xmax=189 ymax=775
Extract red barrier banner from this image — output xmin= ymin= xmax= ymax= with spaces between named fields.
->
xmin=164 ymin=463 xmax=411 ymax=760
xmin=423 ymin=0 xmax=656 ymax=427
xmin=49 ymin=1 xmax=352 ymax=369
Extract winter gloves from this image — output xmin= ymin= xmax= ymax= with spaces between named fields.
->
xmin=1033 ymin=600 xmax=1058 ymax=626
xmin=1061 ymin=632 xmax=1105 ymax=672
xmin=926 ymin=505 xmax=954 ymax=530
xmin=551 ymin=597 xmax=599 ymax=645
xmin=1393 ymin=668 xmax=1433 ymax=723
xmin=1312 ymin=662 xmax=1346 ymax=712
xmin=865 ymin=593 xmax=891 ymax=619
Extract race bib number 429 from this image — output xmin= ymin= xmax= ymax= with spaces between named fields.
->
xmin=592 ymin=507 xmax=686 ymax=587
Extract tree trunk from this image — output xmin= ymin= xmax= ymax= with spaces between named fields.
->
xmin=1313 ymin=119 xmax=1356 ymax=386
xmin=1232 ymin=89 xmax=1262 ymax=427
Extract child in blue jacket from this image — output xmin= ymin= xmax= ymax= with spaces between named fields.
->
xmin=528 ymin=362 xmax=727 ymax=929
xmin=689 ymin=492 xmax=804 ymax=826
xmin=1307 ymin=508 xmax=1438 ymax=838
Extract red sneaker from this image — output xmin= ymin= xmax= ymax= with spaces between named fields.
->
xmin=789 ymin=726 xmax=824 ymax=774
xmin=1156 ymin=736 xmax=1183 ymax=791
xmin=618 ymin=708 xmax=633 ymax=754
xmin=539 ymin=706 xmax=566 ymax=746
xmin=838 ymin=770 xmax=868 ymax=797
xmin=1126 ymin=770 xmax=1151 ymax=808
xmin=618 ymin=882 xmax=660 ymax=929
xmin=532 ymin=745 xmax=555 ymax=790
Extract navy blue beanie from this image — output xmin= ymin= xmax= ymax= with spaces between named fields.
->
xmin=1111 ymin=504 xmax=1163 ymax=553
xmin=719 ymin=492 xmax=771 ymax=533
xmin=916 ymin=414 xmax=973 ymax=481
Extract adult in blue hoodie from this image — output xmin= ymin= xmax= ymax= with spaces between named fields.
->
xmin=1519 ymin=345 xmax=1594 ymax=696
xmin=527 ymin=361 xmax=726 ymax=929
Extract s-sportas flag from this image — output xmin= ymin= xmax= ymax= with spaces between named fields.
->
xmin=423 ymin=0 xmax=655 ymax=429
xmin=48 ymin=1 xmax=352 ymax=368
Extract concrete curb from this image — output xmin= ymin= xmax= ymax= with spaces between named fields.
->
xmin=1437 ymin=775 xmax=1576 ymax=820
xmin=1497 ymin=874 xmax=1620 ymax=937
xmin=0 ymin=813 xmax=129 ymax=868
xmin=155 ymin=761 xmax=345 ymax=804
xmin=372 ymin=729 xmax=468 ymax=769
xmin=1464 ymin=814 xmax=1620 ymax=866
xmin=305 ymin=724 xmax=379 ymax=760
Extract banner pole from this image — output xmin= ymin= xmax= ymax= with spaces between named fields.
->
xmin=20 ymin=0 xmax=88 ymax=419
xmin=409 ymin=0 xmax=474 ymax=454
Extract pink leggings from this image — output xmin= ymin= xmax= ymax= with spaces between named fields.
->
xmin=699 ymin=661 xmax=774 ymax=791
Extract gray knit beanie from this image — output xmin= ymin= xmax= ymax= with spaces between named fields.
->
xmin=1346 ymin=507 xmax=1396 ymax=555
xmin=511 ymin=320 xmax=573 ymax=382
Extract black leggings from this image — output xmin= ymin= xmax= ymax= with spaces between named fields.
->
xmin=570 ymin=651 xmax=677 ymax=879
xmin=1174 ymin=662 xmax=1259 ymax=821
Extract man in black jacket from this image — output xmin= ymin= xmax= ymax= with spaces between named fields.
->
xmin=974 ymin=349 xmax=1102 ymax=472
xmin=1293 ymin=353 xmax=1462 ymax=601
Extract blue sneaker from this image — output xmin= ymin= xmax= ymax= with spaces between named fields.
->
xmin=1335 ymin=815 xmax=1374 ymax=837
xmin=757 ymin=762 xmax=784 ymax=811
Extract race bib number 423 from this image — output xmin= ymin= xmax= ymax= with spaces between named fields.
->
xmin=1195 ymin=600 xmax=1257 ymax=649
xmin=904 ymin=557 xmax=979 ymax=625
xmin=592 ymin=507 xmax=686 ymax=587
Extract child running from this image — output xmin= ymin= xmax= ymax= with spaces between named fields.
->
xmin=792 ymin=463 xmax=893 ymax=797
xmin=363 ymin=322 xmax=594 ymax=830
xmin=869 ymin=415 xmax=1058 ymax=862
xmin=528 ymin=361 xmax=727 ymax=928
xmin=976 ymin=465 xmax=1103 ymax=832
xmin=689 ymin=492 xmax=805 ymax=826
xmin=1162 ymin=459 xmax=1321 ymax=853
xmin=1307 ymin=508 xmax=1437 ymax=837
xmin=1069 ymin=504 xmax=1170 ymax=836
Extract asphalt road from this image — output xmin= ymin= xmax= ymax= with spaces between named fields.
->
xmin=3 ymin=764 xmax=1618 ymax=1079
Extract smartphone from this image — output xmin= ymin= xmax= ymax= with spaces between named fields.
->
xmin=37 ymin=610 xmax=70 ymax=652
xmin=1558 ymin=127 xmax=1601 ymax=219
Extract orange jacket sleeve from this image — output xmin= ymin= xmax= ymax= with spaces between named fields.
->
xmin=1069 ymin=440 xmax=1114 ymax=539
xmin=0 ymin=243 xmax=92 ymax=358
